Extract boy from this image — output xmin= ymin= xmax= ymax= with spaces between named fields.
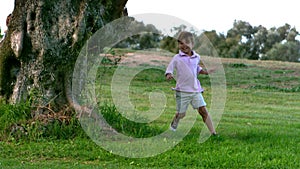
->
xmin=165 ymin=31 xmax=217 ymax=136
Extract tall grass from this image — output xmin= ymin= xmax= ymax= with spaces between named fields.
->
xmin=0 ymin=102 xmax=31 ymax=140
xmin=0 ymin=102 xmax=86 ymax=141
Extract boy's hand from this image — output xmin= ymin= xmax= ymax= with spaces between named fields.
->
xmin=207 ymin=67 xmax=217 ymax=74
xmin=166 ymin=73 xmax=173 ymax=80
xmin=200 ymin=67 xmax=217 ymax=75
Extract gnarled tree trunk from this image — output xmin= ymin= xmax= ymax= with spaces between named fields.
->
xmin=0 ymin=0 xmax=127 ymax=114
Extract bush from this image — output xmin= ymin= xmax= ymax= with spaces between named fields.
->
xmin=261 ymin=41 xmax=300 ymax=62
xmin=0 ymin=102 xmax=31 ymax=139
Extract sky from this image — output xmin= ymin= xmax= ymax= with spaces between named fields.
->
xmin=126 ymin=0 xmax=299 ymax=34
xmin=0 ymin=1 xmax=14 ymax=32
xmin=127 ymin=0 xmax=300 ymax=33
xmin=1 ymin=0 xmax=299 ymax=35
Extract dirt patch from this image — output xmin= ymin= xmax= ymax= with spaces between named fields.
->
xmin=106 ymin=51 xmax=300 ymax=77
xmin=221 ymin=58 xmax=300 ymax=71
xmin=118 ymin=51 xmax=173 ymax=67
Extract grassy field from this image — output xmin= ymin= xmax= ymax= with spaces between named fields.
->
xmin=0 ymin=51 xmax=300 ymax=168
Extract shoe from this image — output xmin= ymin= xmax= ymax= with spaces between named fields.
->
xmin=210 ymin=133 xmax=223 ymax=141
xmin=212 ymin=133 xmax=219 ymax=137
xmin=170 ymin=126 xmax=176 ymax=131
xmin=170 ymin=116 xmax=180 ymax=131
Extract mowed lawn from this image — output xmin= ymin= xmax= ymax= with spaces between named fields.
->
xmin=0 ymin=52 xmax=299 ymax=168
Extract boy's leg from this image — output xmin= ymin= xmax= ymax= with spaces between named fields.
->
xmin=171 ymin=91 xmax=189 ymax=131
xmin=170 ymin=112 xmax=186 ymax=131
xmin=198 ymin=106 xmax=216 ymax=135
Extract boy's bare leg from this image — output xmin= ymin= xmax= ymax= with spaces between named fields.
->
xmin=170 ymin=112 xmax=186 ymax=131
xmin=198 ymin=106 xmax=217 ymax=135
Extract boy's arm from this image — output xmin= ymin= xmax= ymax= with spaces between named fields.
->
xmin=199 ymin=69 xmax=209 ymax=75
xmin=198 ymin=65 xmax=216 ymax=75
xmin=199 ymin=68 xmax=216 ymax=75
xmin=165 ymin=57 xmax=176 ymax=80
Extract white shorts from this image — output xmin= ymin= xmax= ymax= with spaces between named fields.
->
xmin=176 ymin=91 xmax=206 ymax=113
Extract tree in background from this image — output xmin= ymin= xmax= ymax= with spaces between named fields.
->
xmin=206 ymin=20 xmax=300 ymax=62
xmin=250 ymin=25 xmax=268 ymax=59
xmin=258 ymin=25 xmax=300 ymax=62
xmin=160 ymin=36 xmax=178 ymax=53
xmin=261 ymin=41 xmax=300 ymax=62
xmin=286 ymin=28 xmax=298 ymax=42
xmin=115 ymin=20 xmax=161 ymax=50
xmin=223 ymin=20 xmax=257 ymax=59
xmin=114 ymin=17 xmax=300 ymax=62
xmin=158 ymin=20 xmax=300 ymax=62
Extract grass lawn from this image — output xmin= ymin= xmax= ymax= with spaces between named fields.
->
xmin=0 ymin=51 xmax=299 ymax=168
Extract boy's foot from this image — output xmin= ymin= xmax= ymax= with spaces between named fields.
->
xmin=212 ymin=133 xmax=219 ymax=137
xmin=211 ymin=133 xmax=223 ymax=141
xmin=170 ymin=117 xmax=179 ymax=131
xmin=169 ymin=126 xmax=176 ymax=131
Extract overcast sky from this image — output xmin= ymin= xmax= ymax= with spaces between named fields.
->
xmin=126 ymin=0 xmax=299 ymax=34
xmin=1 ymin=0 xmax=299 ymax=35
xmin=0 ymin=1 xmax=14 ymax=32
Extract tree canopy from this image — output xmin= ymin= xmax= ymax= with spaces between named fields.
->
xmin=142 ymin=20 xmax=300 ymax=62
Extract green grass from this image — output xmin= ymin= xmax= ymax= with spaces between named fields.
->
xmin=0 ymin=52 xmax=300 ymax=168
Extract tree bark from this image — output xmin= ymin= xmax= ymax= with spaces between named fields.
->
xmin=0 ymin=0 xmax=127 ymax=113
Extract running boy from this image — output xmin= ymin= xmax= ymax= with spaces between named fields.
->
xmin=165 ymin=31 xmax=217 ymax=136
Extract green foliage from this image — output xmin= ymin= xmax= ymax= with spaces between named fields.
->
xmin=227 ymin=20 xmax=254 ymax=39
xmin=113 ymin=17 xmax=300 ymax=62
xmin=116 ymin=32 xmax=161 ymax=50
xmin=41 ymin=117 xmax=86 ymax=139
xmin=209 ymin=21 xmax=300 ymax=61
xmin=0 ymin=101 xmax=86 ymax=141
xmin=227 ymin=63 xmax=249 ymax=68
xmin=139 ymin=32 xmax=161 ymax=49
xmin=201 ymin=30 xmax=226 ymax=48
xmin=0 ymin=27 xmax=3 ymax=40
xmin=115 ymin=19 xmax=161 ymax=50
xmin=261 ymin=41 xmax=300 ymax=62
xmin=160 ymin=36 xmax=178 ymax=53
xmin=0 ymin=102 xmax=31 ymax=138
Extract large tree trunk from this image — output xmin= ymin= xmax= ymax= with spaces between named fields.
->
xmin=0 ymin=0 xmax=127 ymax=114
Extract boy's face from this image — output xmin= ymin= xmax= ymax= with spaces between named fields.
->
xmin=178 ymin=39 xmax=193 ymax=55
